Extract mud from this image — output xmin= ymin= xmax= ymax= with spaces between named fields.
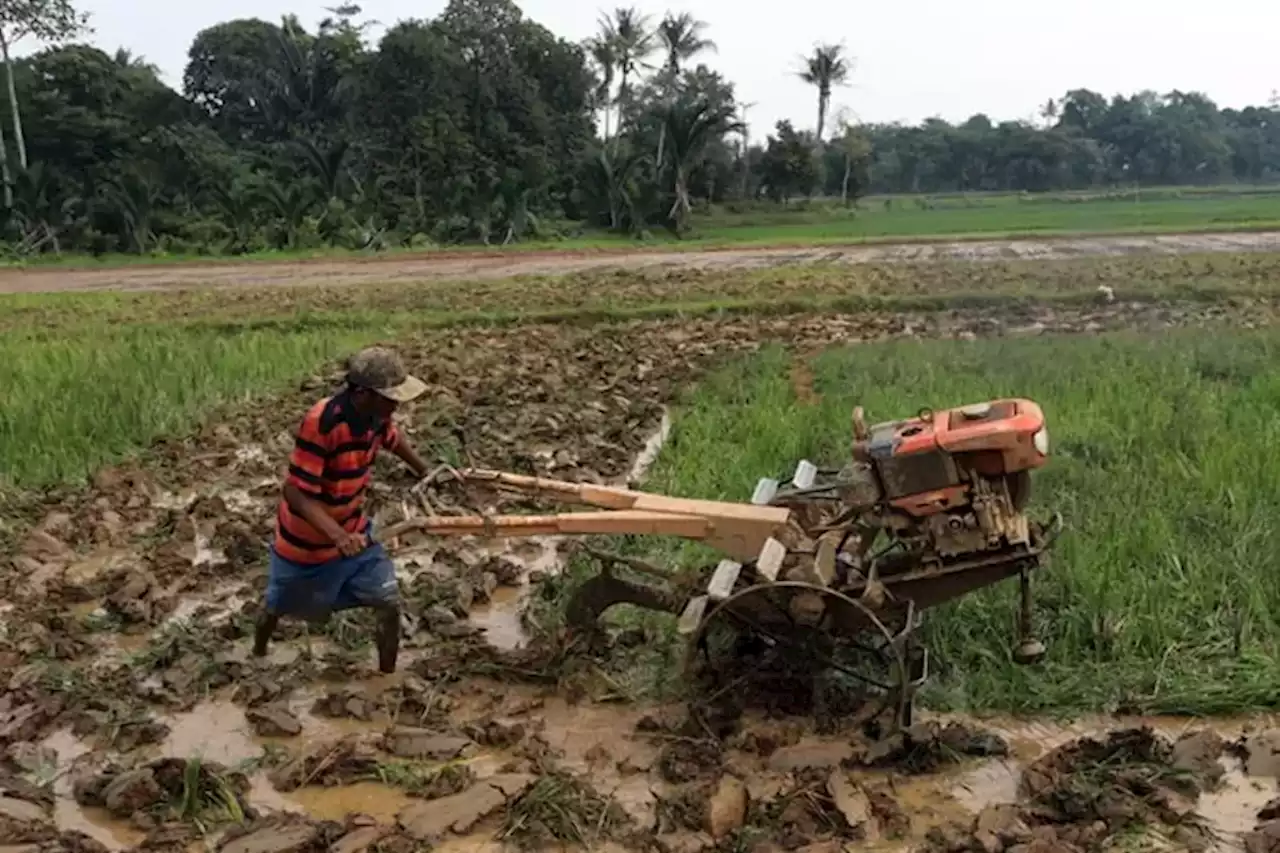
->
xmin=4 ymin=231 xmax=1280 ymax=294
xmin=6 ymin=298 xmax=1280 ymax=850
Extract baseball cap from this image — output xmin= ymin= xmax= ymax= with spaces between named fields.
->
xmin=346 ymin=346 xmax=428 ymax=403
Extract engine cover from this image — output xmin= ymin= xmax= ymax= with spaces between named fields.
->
xmin=858 ymin=398 xmax=1049 ymax=516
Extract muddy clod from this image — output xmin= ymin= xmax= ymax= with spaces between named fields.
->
xmin=658 ymin=737 xmax=724 ymax=783
xmin=268 ymin=736 xmax=381 ymax=793
xmin=217 ymin=815 xmax=326 ymax=853
xmin=136 ymin=822 xmax=197 ymax=853
xmin=328 ymin=826 xmax=386 ymax=853
xmin=825 ymin=771 xmax=873 ymax=837
xmin=247 ymin=704 xmax=302 ymax=737
xmin=1171 ymin=729 xmax=1225 ymax=786
xmin=233 ymin=673 xmax=294 ymax=708
xmin=77 ymin=758 xmax=252 ymax=828
xmin=398 ymin=773 xmax=534 ymax=840
xmin=310 ymin=688 xmax=373 ymax=721
xmin=381 ymin=728 xmax=473 ymax=761
xmin=475 ymin=556 xmax=524 ymax=587
xmin=1242 ymin=729 xmax=1280 ymax=777
xmin=863 ymin=721 xmax=1007 ymax=773
xmin=1247 ymin=819 xmax=1280 ymax=853
xmin=100 ymin=768 xmax=165 ymax=816
xmin=926 ymin=727 xmax=1211 ymax=853
xmin=462 ymin=717 xmax=527 ymax=749
xmin=766 ymin=741 xmax=854 ymax=773
xmin=706 ymin=776 xmax=748 ymax=838
xmin=0 ymin=796 xmax=47 ymax=826
xmin=3 ymin=743 xmax=55 ymax=774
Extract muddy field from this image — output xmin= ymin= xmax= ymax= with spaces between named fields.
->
xmin=3 ymin=231 xmax=1280 ymax=293
xmin=6 ymin=303 xmax=1280 ymax=853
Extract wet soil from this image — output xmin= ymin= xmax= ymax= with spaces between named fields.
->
xmin=5 ymin=301 xmax=1280 ymax=851
xmin=2 ymin=231 xmax=1280 ymax=293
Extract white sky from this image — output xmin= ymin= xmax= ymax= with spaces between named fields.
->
xmin=39 ymin=0 xmax=1280 ymax=136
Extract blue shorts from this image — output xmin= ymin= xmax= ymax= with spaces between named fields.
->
xmin=265 ymin=524 xmax=400 ymax=620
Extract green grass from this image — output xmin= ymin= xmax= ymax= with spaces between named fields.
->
xmin=8 ymin=187 xmax=1280 ymax=268
xmin=621 ymin=331 xmax=1280 ymax=716
xmin=688 ymin=193 xmax=1280 ymax=245
xmin=0 ymin=320 xmax=383 ymax=490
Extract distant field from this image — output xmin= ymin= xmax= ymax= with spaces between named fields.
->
xmin=630 ymin=332 xmax=1280 ymax=716
xmin=8 ymin=185 xmax=1280 ymax=267
xmin=690 ymin=191 xmax=1280 ymax=245
xmin=6 ymin=252 xmax=1280 ymax=493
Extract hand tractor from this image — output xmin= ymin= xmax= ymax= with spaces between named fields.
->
xmin=384 ymin=398 xmax=1062 ymax=732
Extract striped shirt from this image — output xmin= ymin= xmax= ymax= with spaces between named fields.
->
xmin=274 ymin=390 xmax=400 ymax=564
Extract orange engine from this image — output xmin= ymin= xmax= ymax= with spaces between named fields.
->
xmin=851 ymin=398 xmax=1050 ymax=558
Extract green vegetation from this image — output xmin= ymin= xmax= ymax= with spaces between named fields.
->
xmin=6 ymin=252 xmax=1280 ymax=496
xmin=624 ymin=331 xmax=1280 ymax=716
xmin=17 ymin=189 xmax=1280 ymax=268
xmin=0 ymin=0 xmax=1279 ymax=261
xmin=0 ymin=320 xmax=376 ymax=489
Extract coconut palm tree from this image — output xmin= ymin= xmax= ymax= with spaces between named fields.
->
xmin=585 ymin=35 xmax=616 ymax=139
xmin=597 ymin=7 xmax=654 ymax=123
xmin=662 ymin=99 xmax=743 ymax=235
xmin=654 ymin=13 xmax=715 ymax=168
xmin=797 ymin=42 xmax=852 ymax=144
xmin=657 ymin=12 xmax=715 ymax=75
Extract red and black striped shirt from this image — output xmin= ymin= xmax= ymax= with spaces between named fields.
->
xmin=274 ymin=390 xmax=400 ymax=564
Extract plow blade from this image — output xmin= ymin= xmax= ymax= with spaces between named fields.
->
xmin=564 ymin=573 xmax=682 ymax=630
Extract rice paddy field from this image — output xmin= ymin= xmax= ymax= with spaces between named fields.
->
xmin=6 ymin=218 xmax=1280 ymax=852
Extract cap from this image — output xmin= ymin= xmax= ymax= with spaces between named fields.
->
xmin=346 ymin=346 xmax=427 ymax=403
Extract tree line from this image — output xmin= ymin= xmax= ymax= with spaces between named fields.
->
xmin=0 ymin=0 xmax=1278 ymax=257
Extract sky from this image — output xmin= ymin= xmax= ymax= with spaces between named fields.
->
xmin=39 ymin=0 xmax=1280 ymax=136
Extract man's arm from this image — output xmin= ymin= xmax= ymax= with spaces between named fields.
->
xmin=382 ymin=420 xmax=431 ymax=478
xmin=283 ymin=482 xmax=364 ymax=555
xmin=389 ymin=435 xmax=431 ymax=478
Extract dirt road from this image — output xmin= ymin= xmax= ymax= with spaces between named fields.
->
xmin=4 ymin=230 xmax=1280 ymax=293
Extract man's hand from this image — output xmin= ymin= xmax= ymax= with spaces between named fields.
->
xmin=335 ymin=529 xmax=368 ymax=557
xmin=284 ymin=483 xmax=368 ymax=557
xmin=390 ymin=437 xmax=431 ymax=479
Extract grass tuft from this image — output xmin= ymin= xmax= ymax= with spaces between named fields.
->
xmin=500 ymin=770 xmax=631 ymax=850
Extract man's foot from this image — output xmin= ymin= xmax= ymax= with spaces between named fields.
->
xmin=253 ymin=612 xmax=280 ymax=658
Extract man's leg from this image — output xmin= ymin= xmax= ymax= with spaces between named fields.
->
xmin=252 ymin=612 xmax=280 ymax=657
xmin=254 ymin=549 xmax=337 ymax=657
xmin=337 ymin=543 xmax=403 ymax=673
xmin=373 ymin=601 xmax=401 ymax=674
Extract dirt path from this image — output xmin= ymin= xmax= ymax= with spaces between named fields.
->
xmin=4 ymin=230 xmax=1280 ymax=293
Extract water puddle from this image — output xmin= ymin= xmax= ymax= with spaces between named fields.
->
xmin=624 ymin=409 xmax=672 ymax=484
xmin=164 ymin=580 xmax=250 ymax=627
xmin=468 ymin=586 xmax=529 ymax=651
xmin=38 ymin=690 xmax=408 ymax=849
xmin=287 ymin=781 xmax=412 ymax=823
xmin=41 ymin=729 xmax=148 ymax=850
xmin=450 ymin=414 xmax=673 ymax=651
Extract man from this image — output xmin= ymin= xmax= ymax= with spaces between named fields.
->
xmin=253 ymin=346 xmax=432 ymax=673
